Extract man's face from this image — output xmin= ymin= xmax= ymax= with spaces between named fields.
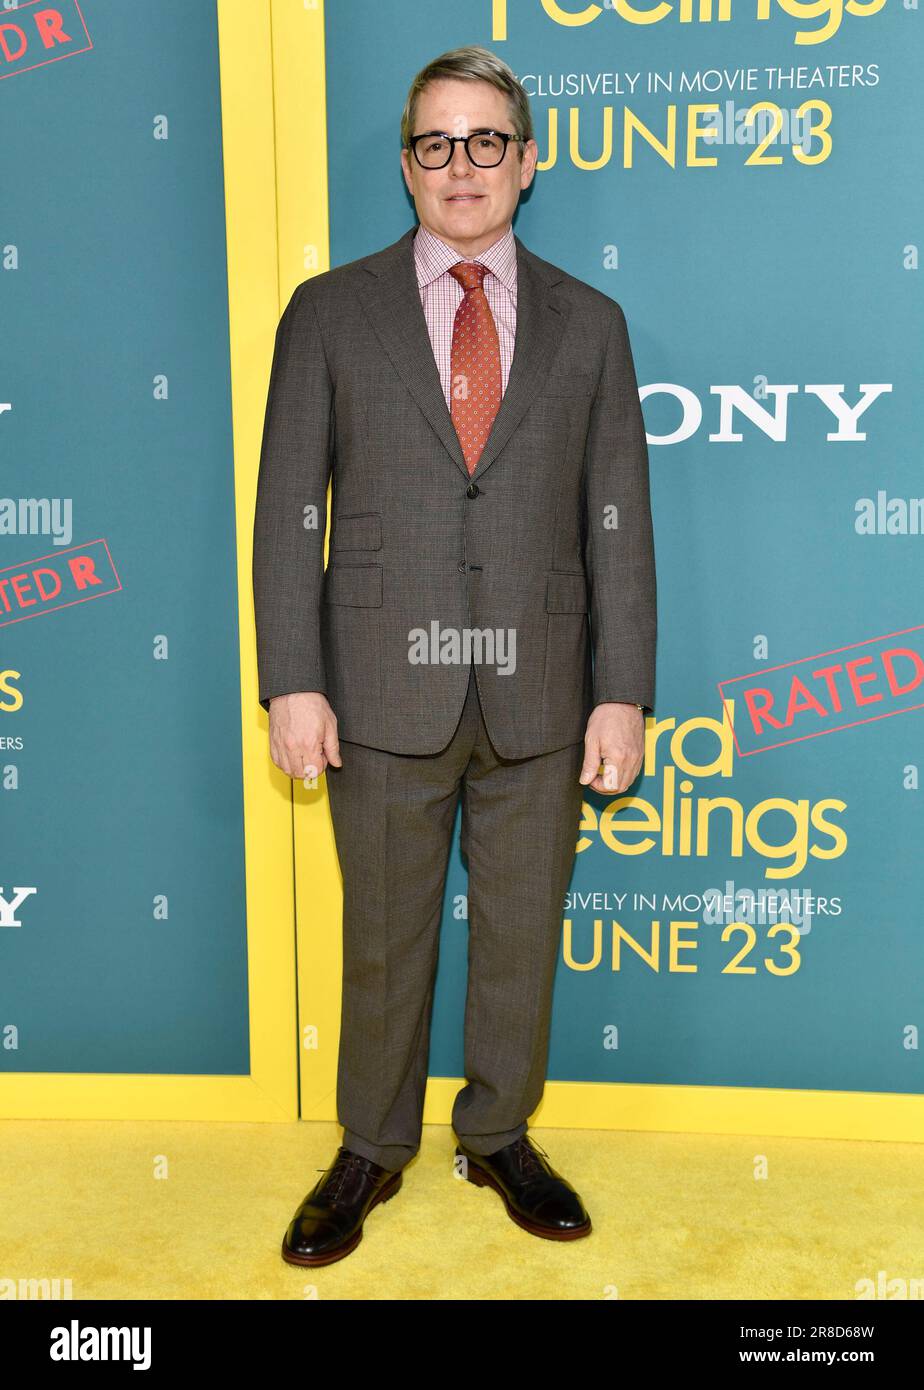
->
xmin=400 ymin=77 xmax=538 ymax=258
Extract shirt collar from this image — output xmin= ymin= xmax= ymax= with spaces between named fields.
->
xmin=413 ymin=222 xmax=517 ymax=296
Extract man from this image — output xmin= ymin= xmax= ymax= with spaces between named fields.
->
xmin=253 ymin=44 xmax=657 ymax=1267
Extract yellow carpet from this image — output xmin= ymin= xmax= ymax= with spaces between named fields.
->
xmin=2 ymin=1119 xmax=920 ymax=1300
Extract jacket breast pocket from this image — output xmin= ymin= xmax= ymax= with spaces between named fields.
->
xmin=546 ymin=570 xmax=588 ymax=614
xmin=331 ymin=511 xmax=382 ymax=551
xmin=324 ymin=562 xmax=383 ymax=607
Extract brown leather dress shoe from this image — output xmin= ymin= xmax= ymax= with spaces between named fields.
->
xmin=455 ymin=1135 xmax=592 ymax=1240
xmin=281 ymin=1147 xmax=403 ymax=1266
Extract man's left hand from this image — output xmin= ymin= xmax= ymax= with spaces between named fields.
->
xmin=579 ymin=703 xmax=646 ymax=793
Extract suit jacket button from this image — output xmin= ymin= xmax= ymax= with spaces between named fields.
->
xmin=458 ymin=561 xmax=466 ymax=573
xmin=466 ymin=483 xmax=479 ymax=498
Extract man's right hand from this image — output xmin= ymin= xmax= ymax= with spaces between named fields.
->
xmin=268 ymin=692 xmax=343 ymax=781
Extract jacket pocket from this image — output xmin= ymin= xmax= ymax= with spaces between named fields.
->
xmin=324 ymin=561 xmax=383 ymax=607
xmin=546 ymin=570 xmax=588 ymax=614
xmin=331 ymin=511 xmax=382 ymax=551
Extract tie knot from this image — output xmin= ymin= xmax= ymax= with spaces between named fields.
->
xmin=448 ymin=260 xmax=488 ymax=293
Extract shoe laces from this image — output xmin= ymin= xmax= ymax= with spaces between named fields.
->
xmin=513 ymin=1136 xmax=551 ymax=1189
xmin=315 ymin=1150 xmax=368 ymax=1203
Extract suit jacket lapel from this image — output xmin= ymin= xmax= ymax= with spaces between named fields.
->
xmin=354 ymin=225 xmax=568 ymax=484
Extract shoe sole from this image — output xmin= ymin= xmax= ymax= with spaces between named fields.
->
xmin=280 ymin=1168 xmax=403 ymax=1267
xmin=461 ymin=1156 xmax=592 ymax=1241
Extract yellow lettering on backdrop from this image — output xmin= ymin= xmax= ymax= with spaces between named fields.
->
xmin=613 ymin=0 xmax=674 ymax=23
xmin=562 ymin=918 xmax=603 ymax=969
xmin=570 ymin=105 xmax=613 ymax=168
xmin=669 ymin=921 xmax=700 ymax=970
xmin=624 ymin=106 xmax=677 ymax=167
xmin=687 ymin=104 xmax=720 ymax=166
xmin=542 ymin=0 xmax=604 ymax=26
xmin=792 ymin=100 xmax=833 ymax=164
xmin=573 ymin=703 xmax=848 ymax=880
xmin=679 ymin=0 xmax=733 ymax=19
xmin=492 ymin=0 xmax=886 ymax=42
xmin=612 ymin=920 xmax=661 ymax=971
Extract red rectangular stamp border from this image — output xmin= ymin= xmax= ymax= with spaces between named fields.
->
xmin=716 ymin=623 xmax=924 ymax=758
xmin=0 ymin=0 xmax=93 ymax=82
xmin=0 ymin=537 xmax=122 ymax=627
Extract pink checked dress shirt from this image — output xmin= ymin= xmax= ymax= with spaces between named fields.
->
xmin=412 ymin=222 xmax=517 ymax=409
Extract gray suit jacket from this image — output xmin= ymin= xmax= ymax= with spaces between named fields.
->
xmin=252 ymin=225 xmax=656 ymax=759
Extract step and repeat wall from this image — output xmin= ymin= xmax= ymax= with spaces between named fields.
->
xmin=1 ymin=0 xmax=920 ymax=1128
xmin=0 ymin=0 xmax=270 ymax=1106
xmin=324 ymin=0 xmax=923 ymax=1103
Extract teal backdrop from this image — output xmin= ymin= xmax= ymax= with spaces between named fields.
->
xmin=1 ymin=0 xmax=921 ymax=1100
xmin=0 ymin=0 xmax=250 ymax=1074
xmin=323 ymin=0 xmax=924 ymax=1094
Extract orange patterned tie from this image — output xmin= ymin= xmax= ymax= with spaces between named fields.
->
xmin=447 ymin=261 xmax=502 ymax=476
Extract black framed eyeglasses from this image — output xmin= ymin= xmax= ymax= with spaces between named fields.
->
xmin=409 ymin=130 xmax=523 ymax=169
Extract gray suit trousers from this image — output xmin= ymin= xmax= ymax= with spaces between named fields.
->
xmin=324 ymin=663 xmax=586 ymax=1172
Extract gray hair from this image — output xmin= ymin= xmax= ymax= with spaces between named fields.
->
xmin=400 ymin=45 xmax=534 ymax=159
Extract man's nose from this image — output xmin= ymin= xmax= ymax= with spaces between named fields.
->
xmin=448 ymin=140 xmax=474 ymax=174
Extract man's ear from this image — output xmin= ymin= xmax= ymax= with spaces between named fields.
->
xmin=520 ymin=139 xmax=539 ymax=189
xmin=400 ymin=148 xmax=414 ymax=197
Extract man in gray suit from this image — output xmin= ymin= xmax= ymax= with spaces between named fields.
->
xmin=253 ymin=44 xmax=656 ymax=1266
